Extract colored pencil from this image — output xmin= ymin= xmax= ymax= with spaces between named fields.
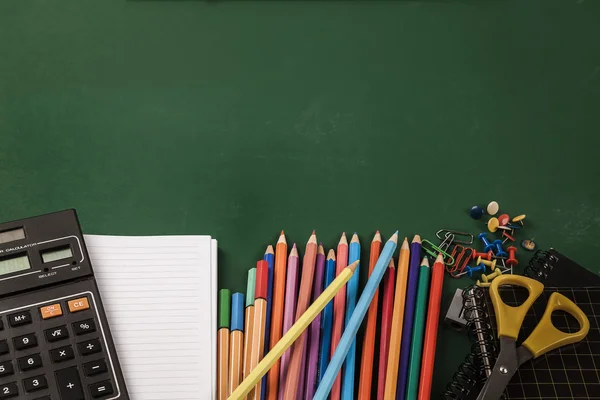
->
xmin=417 ymin=253 xmax=445 ymax=400
xmin=384 ymin=237 xmax=411 ymax=400
xmin=314 ymin=232 xmax=399 ymax=400
xmin=405 ymin=257 xmax=431 ymax=400
xmin=377 ymin=259 xmax=396 ymax=400
xmin=305 ymin=244 xmax=326 ymax=399
xmin=243 ymin=268 xmax=257 ymax=380
xmin=395 ymin=236 xmax=423 ymax=400
xmin=342 ymin=233 xmax=361 ymax=400
xmin=298 ymin=349 xmax=307 ymax=399
xmin=359 ymin=231 xmax=382 ymax=399
xmin=249 ymin=261 xmax=269 ymax=400
xmin=318 ymin=250 xmax=336 ymax=382
xmin=261 ymin=245 xmax=275 ymax=400
xmin=218 ymin=289 xmax=231 ymax=400
xmin=267 ymin=231 xmax=287 ymax=400
xmin=330 ymin=232 xmax=348 ymax=400
xmin=230 ymin=293 xmax=245 ymax=393
xmin=283 ymin=231 xmax=318 ymax=400
xmin=277 ymin=244 xmax=300 ymax=400
xmin=228 ymin=260 xmax=359 ymax=400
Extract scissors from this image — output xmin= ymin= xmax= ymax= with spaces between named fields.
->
xmin=476 ymin=275 xmax=590 ymax=400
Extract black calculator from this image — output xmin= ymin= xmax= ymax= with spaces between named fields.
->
xmin=0 ymin=210 xmax=129 ymax=400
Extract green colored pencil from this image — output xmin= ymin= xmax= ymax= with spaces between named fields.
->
xmin=405 ymin=256 xmax=431 ymax=400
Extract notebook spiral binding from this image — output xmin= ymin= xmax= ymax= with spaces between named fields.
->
xmin=524 ymin=249 xmax=558 ymax=282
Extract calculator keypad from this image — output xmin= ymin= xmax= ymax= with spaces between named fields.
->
xmin=0 ymin=292 xmax=120 ymax=399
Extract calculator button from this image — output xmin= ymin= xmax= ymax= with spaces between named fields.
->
xmin=0 ymin=361 xmax=14 ymax=377
xmin=56 ymin=366 xmax=84 ymax=400
xmin=45 ymin=326 xmax=69 ymax=342
xmin=50 ymin=345 xmax=75 ymax=363
xmin=77 ymin=339 xmax=101 ymax=356
xmin=89 ymin=381 xmax=113 ymax=398
xmin=0 ymin=382 xmax=18 ymax=398
xmin=40 ymin=304 xmax=63 ymax=320
xmin=67 ymin=298 xmax=90 ymax=313
xmin=14 ymin=332 xmax=37 ymax=350
xmin=0 ymin=340 xmax=8 ymax=355
xmin=72 ymin=319 xmax=96 ymax=335
xmin=8 ymin=311 xmax=32 ymax=327
xmin=18 ymin=354 xmax=43 ymax=371
xmin=23 ymin=375 xmax=48 ymax=392
xmin=83 ymin=359 xmax=107 ymax=376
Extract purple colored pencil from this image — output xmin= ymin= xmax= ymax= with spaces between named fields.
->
xmin=278 ymin=244 xmax=300 ymax=400
xmin=304 ymin=245 xmax=326 ymax=399
xmin=395 ymin=238 xmax=423 ymax=400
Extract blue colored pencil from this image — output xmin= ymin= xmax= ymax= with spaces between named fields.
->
xmin=318 ymin=250 xmax=336 ymax=383
xmin=342 ymin=233 xmax=361 ymax=400
xmin=261 ymin=245 xmax=275 ymax=400
xmin=396 ymin=236 xmax=423 ymax=400
xmin=313 ymin=232 xmax=399 ymax=400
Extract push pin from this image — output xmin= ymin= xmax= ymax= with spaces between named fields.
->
xmin=481 ymin=267 xmax=503 ymax=283
xmin=478 ymin=233 xmax=496 ymax=252
xmin=506 ymin=246 xmax=518 ymax=267
xmin=502 ymin=231 xmax=515 ymax=244
xmin=477 ymin=257 xmax=497 ymax=271
xmin=470 ymin=205 xmax=484 ymax=220
xmin=465 ymin=263 xmax=486 ymax=278
xmin=512 ymin=214 xmax=526 ymax=227
xmin=472 ymin=250 xmax=493 ymax=261
xmin=487 ymin=217 xmax=499 ymax=233
xmin=497 ymin=214 xmax=510 ymax=226
xmin=487 ymin=201 xmax=499 ymax=216
xmin=476 ymin=280 xmax=491 ymax=288
xmin=521 ymin=239 xmax=536 ymax=251
xmin=492 ymin=239 xmax=508 ymax=258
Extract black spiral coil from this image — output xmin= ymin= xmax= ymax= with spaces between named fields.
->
xmin=524 ymin=250 xmax=558 ymax=282
xmin=442 ymin=286 xmax=495 ymax=399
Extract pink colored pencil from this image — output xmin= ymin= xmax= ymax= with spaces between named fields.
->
xmin=277 ymin=244 xmax=300 ymax=400
xmin=298 ymin=349 xmax=308 ymax=399
xmin=304 ymin=244 xmax=326 ymax=399
xmin=377 ymin=259 xmax=396 ymax=400
xmin=330 ymin=233 xmax=348 ymax=400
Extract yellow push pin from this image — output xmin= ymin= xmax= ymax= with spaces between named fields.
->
xmin=481 ymin=267 xmax=503 ymax=283
xmin=487 ymin=217 xmax=499 ymax=233
xmin=512 ymin=214 xmax=526 ymax=226
xmin=476 ymin=279 xmax=491 ymax=287
xmin=477 ymin=257 xmax=497 ymax=271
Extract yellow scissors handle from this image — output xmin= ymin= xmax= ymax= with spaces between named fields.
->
xmin=522 ymin=292 xmax=590 ymax=358
xmin=490 ymin=275 xmax=544 ymax=340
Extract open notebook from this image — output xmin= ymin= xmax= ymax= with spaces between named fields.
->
xmin=84 ymin=235 xmax=218 ymax=400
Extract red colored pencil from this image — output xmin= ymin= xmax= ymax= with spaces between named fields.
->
xmin=330 ymin=232 xmax=348 ymax=400
xmin=358 ymin=231 xmax=383 ymax=399
xmin=377 ymin=259 xmax=396 ymax=400
xmin=417 ymin=253 xmax=445 ymax=400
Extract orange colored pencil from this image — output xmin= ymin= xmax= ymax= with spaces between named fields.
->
xmin=417 ymin=253 xmax=445 ymax=400
xmin=376 ymin=259 xmax=396 ymax=400
xmin=283 ymin=231 xmax=318 ymax=400
xmin=330 ymin=232 xmax=348 ymax=400
xmin=243 ymin=268 xmax=257 ymax=381
xmin=267 ymin=231 xmax=287 ymax=400
xmin=230 ymin=293 xmax=245 ymax=393
xmin=249 ymin=261 xmax=269 ymax=400
xmin=218 ymin=289 xmax=231 ymax=400
xmin=358 ymin=231 xmax=383 ymax=399
xmin=384 ymin=237 xmax=411 ymax=400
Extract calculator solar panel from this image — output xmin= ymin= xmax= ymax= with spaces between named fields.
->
xmin=0 ymin=210 xmax=129 ymax=400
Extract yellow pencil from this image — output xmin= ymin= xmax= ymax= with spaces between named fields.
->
xmin=228 ymin=260 xmax=359 ymax=400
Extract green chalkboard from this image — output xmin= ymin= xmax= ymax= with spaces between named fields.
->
xmin=1 ymin=0 xmax=600 ymax=397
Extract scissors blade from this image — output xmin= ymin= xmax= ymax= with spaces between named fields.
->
xmin=476 ymin=338 xmax=521 ymax=400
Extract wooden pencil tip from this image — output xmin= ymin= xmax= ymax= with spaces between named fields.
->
xmin=339 ymin=233 xmax=348 ymax=246
xmin=280 ymin=230 xmax=285 ymax=235
xmin=351 ymin=233 xmax=360 ymax=243
xmin=388 ymin=232 xmax=399 ymax=244
xmin=327 ymin=249 xmax=336 ymax=260
xmin=277 ymin=231 xmax=287 ymax=244
xmin=388 ymin=258 xmax=396 ymax=268
xmin=292 ymin=243 xmax=297 ymax=249
xmin=373 ymin=231 xmax=382 ymax=242
xmin=290 ymin=245 xmax=299 ymax=257
xmin=318 ymin=244 xmax=325 ymax=254
xmin=311 ymin=230 xmax=316 ymax=235
xmin=265 ymin=245 xmax=274 ymax=255
xmin=421 ymin=256 xmax=430 ymax=267
xmin=435 ymin=252 xmax=444 ymax=264
xmin=347 ymin=260 xmax=360 ymax=273
xmin=401 ymin=237 xmax=409 ymax=250
xmin=412 ymin=234 xmax=422 ymax=244
xmin=308 ymin=233 xmax=317 ymax=244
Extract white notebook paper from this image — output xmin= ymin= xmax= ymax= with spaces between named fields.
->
xmin=84 ymin=235 xmax=218 ymax=400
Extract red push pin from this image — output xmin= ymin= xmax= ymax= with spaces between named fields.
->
xmin=506 ymin=246 xmax=518 ymax=267
xmin=472 ymin=250 xmax=493 ymax=261
xmin=497 ymin=213 xmax=510 ymax=226
xmin=502 ymin=230 xmax=515 ymax=244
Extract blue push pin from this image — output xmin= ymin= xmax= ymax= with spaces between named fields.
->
xmin=465 ymin=263 xmax=487 ymax=278
xmin=470 ymin=205 xmax=484 ymax=220
xmin=478 ymin=232 xmax=495 ymax=252
xmin=492 ymin=239 xmax=508 ymax=257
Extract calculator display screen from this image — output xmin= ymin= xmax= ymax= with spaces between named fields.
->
xmin=0 ymin=254 xmax=31 ymax=276
xmin=41 ymin=245 xmax=73 ymax=263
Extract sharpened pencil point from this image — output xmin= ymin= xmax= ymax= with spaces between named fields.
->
xmin=318 ymin=244 xmax=325 ymax=255
xmin=351 ymin=233 xmax=360 ymax=244
xmin=421 ymin=256 xmax=430 ymax=267
xmin=312 ymin=230 xmax=316 ymax=235
xmin=401 ymin=237 xmax=409 ymax=250
xmin=280 ymin=230 xmax=285 ymax=235
xmin=278 ymin=231 xmax=287 ymax=244
xmin=348 ymin=260 xmax=360 ymax=273
xmin=290 ymin=244 xmax=299 ymax=257
xmin=373 ymin=231 xmax=382 ymax=243
xmin=388 ymin=258 xmax=396 ymax=269
xmin=327 ymin=249 xmax=336 ymax=260
xmin=389 ymin=231 xmax=399 ymax=244
xmin=435 ymin=253 xmax=444 ymax=265
xmin=412 ymin=234 xmax=422 ymax=244
xmin=265 ymin=245 xmax=274 ymax=255
xmin=339 ymin=232 xmax=348 ymax=246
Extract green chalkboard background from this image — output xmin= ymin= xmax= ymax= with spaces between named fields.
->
xmin=2 ymin=0 xmax=600 ymax=397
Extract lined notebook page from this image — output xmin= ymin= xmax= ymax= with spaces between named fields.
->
xmin=84 ymin=235 xmax=216 ymax=400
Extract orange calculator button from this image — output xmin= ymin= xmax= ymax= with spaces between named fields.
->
xmin=40 ymin=304 xmax=63 ymax=319
xmin=68 ymin=298 xmax=90 ymax=313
